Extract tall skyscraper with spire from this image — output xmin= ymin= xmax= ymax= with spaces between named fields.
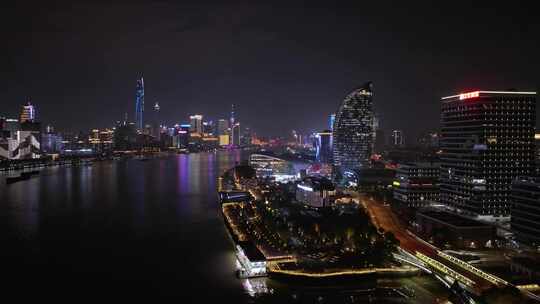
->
xmin=230 ymin=104 xmax=236 ymax=146
xmin=135 ymin=77 xmax=145 ymax=130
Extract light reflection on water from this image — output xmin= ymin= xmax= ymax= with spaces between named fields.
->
xmin=0 ymin=150 xmax=448 ymax=303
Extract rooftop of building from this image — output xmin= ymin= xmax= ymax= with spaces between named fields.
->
xmin=510 ymin=256 xmax=540 ymax=273
xmin=298 ymin=176 xmax=335 ymax=191
xmin=417 ymin=210 xmax=491 ymax=228
xmin=441 ymin=90 xmax=537 ymax=101
xmin=237 ymin=241 xmax=265 ymax=262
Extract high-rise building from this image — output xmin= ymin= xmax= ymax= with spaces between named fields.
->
xmin=332 ymin=81 xmax=375 ymax=173
xmin=393 ymin=162 xmax=440 ymax=207
xmin=391 ymin=130 xmax=404 ymax=147
xmin=535 ymin=133 xmax=540 ymax=160
xmin=440 ymin=90 xmax=536 ymax=219
xmin=217 ymin=119 xmax=229 ymax=136
xmin=20 ymin=102 xmax=36 ymax=123
xmin=511 ymin=176 xmax=540 ymax=247
xmin=231 ymin=122 xmax=241 ymax=146
xmin=241 ymin=127 xmax=252 ymax=146
xmin=203 ymin=120 xmax=214 ymax=136
xmin=134 ymin=77 xmax=145 ymax=130
xmin=315 ymin=130 xmax=332 ymax=163
xmin=189 ymin=115 xmax=203 ymax=135
xmin=173 ymin=124 xmax=190 ymax=149
xmin=152 ymin=102 xmax=160 ymax=138
xmin=329 ymin=114 xmax=335 ymax=131
xmin=42 ymin=126 xmax=62 ymax=154
xmin=230 ymin=104 xmax=236 ymax=145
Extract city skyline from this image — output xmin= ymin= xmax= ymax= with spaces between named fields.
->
xmin=2 ymin=2 xmax=539 ymax=137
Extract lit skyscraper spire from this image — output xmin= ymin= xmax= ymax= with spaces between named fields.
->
xmin=230 ymin=104 xmax=235 ymax=125
xmin=135 ymin=76 xmax=145 ymax=130
xmin=230 ymin=104 xmax=236 ymax=146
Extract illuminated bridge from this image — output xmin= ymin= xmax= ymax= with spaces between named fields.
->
xmin=218 ymin=191 xmax=252 ymax=204
xmin=360 ymin=194 xmax=509 ymax=297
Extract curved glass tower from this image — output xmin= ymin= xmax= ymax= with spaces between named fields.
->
xmin=332 ymin=81 xmax=375 ymax=173
xmin=135 ymin=77 xmax=145 ymax=130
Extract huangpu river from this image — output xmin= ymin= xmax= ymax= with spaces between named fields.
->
xmin=0 ymin=150 xmax=448 ymax=303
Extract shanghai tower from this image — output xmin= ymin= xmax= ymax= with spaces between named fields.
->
xmin=135 ymin=77 xmax=145 ymax=130
xmin=332 ymin=81 xmax=375 ymax=173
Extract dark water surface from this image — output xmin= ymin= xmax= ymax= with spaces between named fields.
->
xmin=0 ymin=151 xmax=246 ymax=302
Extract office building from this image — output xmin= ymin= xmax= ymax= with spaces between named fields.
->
xmin=19 ymin=102 xmax=36 ymax=123
xmin=332 ymin=81 xmax=375 ymax=173
xmin=172 ymin=124 xmax=190 ymax=149
xmin=134 ymin=77 xmax=145 ymax=130
xmin=241 ymin=127 xmax=252 ymax=146
xmin=152 ymin=102 xmax=160 ymax=138
xmin=42 ymin=128 xmax=62 ymax=154
xmin=415 ymin=210 xmax=494 ymax=249
xmin=391 ymin=130 xmax=404 ymax=147
xmin=217 ymin=119 xmax=229 ymax=136
xmin=329 ymin=113 xmax=335 ymax=131
xmin=393 ymin=162 xmax=440 ymax=207
xmin=440 ymin=90 xmax=536 ymax=219
xmin=511 ymin=176 xmax=540 ymax=248
xmin=315 ymin=130 xmax=332 ymax=163
xmin=231 ymin=122 xmax=241 ymax=146
xmin=203 ymin=120 xmax=214 ymax=136
xmin=230 ymin=104 xmax=236 ymax=145
xmin=189 ymin=115 xmax=203 ymax=135
xmin=296 ymin=177 xmax=336 ymax=208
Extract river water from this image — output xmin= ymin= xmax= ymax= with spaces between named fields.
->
xmin=0 ymin=150 xmax=447 ymax=303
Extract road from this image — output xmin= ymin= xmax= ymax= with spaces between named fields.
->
xmin=356 ymin=193 xmax=497 ymax=294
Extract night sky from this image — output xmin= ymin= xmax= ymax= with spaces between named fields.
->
xmin=2 ymin=1 xmax=539 ymax=139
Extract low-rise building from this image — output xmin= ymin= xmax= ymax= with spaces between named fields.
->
xmin=415 ymin=210 xmax=494 ymax=249
xmin=296 ymin=177 xmax=336 ymax=208
xmin=236 ymin=241 xmax=266 ymax=278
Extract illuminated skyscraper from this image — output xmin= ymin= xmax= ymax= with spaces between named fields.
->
xmin=315 ymin=130 xmax=332 ymax=163
xmin=329 ymin=114 xmax=335 ymax=131
xmin=217 ymin=119 xmax=229 ymax=136
xmin=134 ymin=77 xmax=145 ymax=130
xmin=332 ymin=81 xmax=375 ymax=173
xmin=230 ymin=104 xmax=236 ymax=145
xmin=189 ymin=115 xmax=203 ymax=134
xmin=151 ymin=102 xmax=160 ymax=138
xmin=20 ymin=101 xmax=36 ymax=123
xmin=440 ymin=90 xmax=536 ymax=218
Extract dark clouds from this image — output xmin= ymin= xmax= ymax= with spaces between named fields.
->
xmin=1 ymin=1 xmax=539 ymax=138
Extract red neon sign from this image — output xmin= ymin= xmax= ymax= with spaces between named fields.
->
xmin=459 ymin=91 xmax=480 ymax=100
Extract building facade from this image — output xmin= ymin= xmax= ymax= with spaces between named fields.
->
xmin=296 ymin=177 xmax=336 ymax=208
xmin=440 ymin=90 xmax=536 ymax=219
xmin=134 ymin=77 xmax=145 ymax=131
xmin=332 ymin=81 xmax=375 ymax=173
xmin=393 ymin=162 xmax=440 ymax=207
xmin=20 ymin=102 xmax=36 ymax=123
xmin=189 ymin=115 xmax=203 ymax=135
xmin=391 ymin=130 xmax=404 ymax=147
xmin=511 ymin=176 xmax=540 ymax=248
xmin=315 ymin=130 xmax=332 ymax=163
